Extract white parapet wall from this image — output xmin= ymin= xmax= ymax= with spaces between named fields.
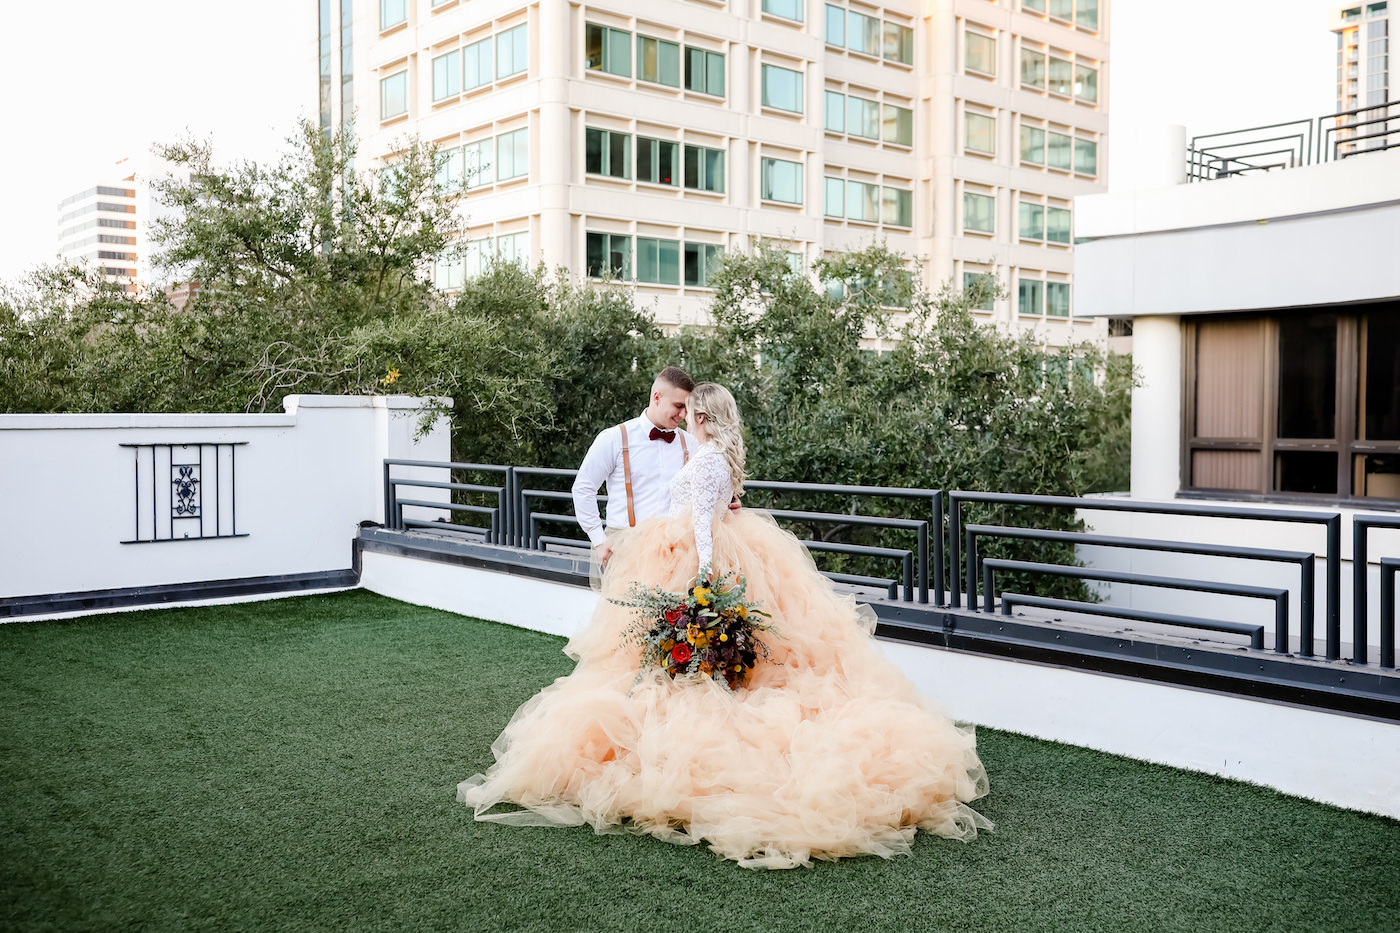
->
xmin=360 ymin=548 xmax=1400 ymax=821
xmin=0 ymin=395 xmax=449 ymax=603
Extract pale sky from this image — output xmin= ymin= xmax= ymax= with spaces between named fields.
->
xmin=0 ymin=0 xmax=1342 ymax=282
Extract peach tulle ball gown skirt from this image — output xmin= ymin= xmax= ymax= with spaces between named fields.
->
xmin=458 ymin=508 xmax=991 ymax=869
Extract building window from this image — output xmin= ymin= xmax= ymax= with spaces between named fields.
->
xmin=1047 ymin=56 xmax=1073 ymax=96
xmin=963 ymin=271 xmax=996 ymax=311
xmin=638 ymin=36 xmax=681 ymax=87
xmin=1018 ymin=199 xmax=1045 ymax=240
xmin=1018 ymin=277 xmax=1043 ymax=316
xmin=847 ymin=96 xmax=880 ymax=138
xmin=496 ymin=232 xmax=529 ymax=267
xmin=1074 ymin=137 xmax=1098 ymax=176
xmin=1046 ymin=281 xmax=1070 ymax=317
xmin=882 ymin=186 xmax=913 ymax=227
xmin=432 ymin=50 xmax=461 ymax=101
xmin=380 ymin=70 xmax=408 ymax=120
xmin=1021 ymin=48 xmax=1046 ymax=88
xmin=586 ymin=232 xmax=631 ymax=278
xmin=464 ymin=37 xmax=493 ymax=89
xmin=1047 ymin=131 xmax=1072 ymax=170
xmin=761 ymin=64 xmax=804 ymax=113
xmin=1185 ymin=310 xmax=1400 ymax=500
xmin=824 ymin=177 xmax=845 ymax=217
xmin=965 ymin=30 xmax=996 ymax=76
xmin=883 ymin=104 xmax=913 ymax=145
xmin=585 ymin=23 xmax=631 ymax=77
xmin=684 ymin=144 xmax=725 ymax=193
xmin=497 ymin=128 xmax=529 ymax=180
xmin=637 ymin=136 xmax=681 ymax=186
xmin=883 ymin=23 xmax=914 ymax=65
xmin=760 ymin=157 xmax=803 ymax=204
xmin=1047 ymin=205 xmax=1071 ymax=243
xmin=1076 ymin=0 xmax=1099 ymax=30
xmin=763 ymin=0 xmax=804 ymax=22
xmin=963 ymin=190 xmax=994 ymax=233
xmin=380 ymin=0 xmax=406 ymax=30
xmin=825 ymin=4 xmax=846 ymax=46
xmin=846 ymin=180 xmax=880 ymax=221
xmin=1074 ymin=63 xmax=1098 ymax=103
xmin=637 ymin=237 xmax=682 ymax=285
xmin=585 ymin=128 xmax=631 ymax=179
xmin=1049 ymin=0 xmax=1072 ymax=20
xmin=436 ymin=146 xmax=465 ymax=191
xmin=965 ymin=111 xmax=996 ymax=155
xmin=825 ymin=92 xmax=846 ymax=132
xmin=1023 ymin=0 xmax=1046 ymax=11
xmin=497 ymin=24 xmax=528 ymax=78
xmin=435 ymin=250 xmax=463 ymax=290
xmin=685 ymin=243 xmax=723 ymax=286
xmin=685 ymin=47 xmax=725 ymax=96
xmin=464 ymin=139 xmax=495 ymax=188
xmin=848 ymin=10 xmax=881 ymax=55
xmin=1021 ymin=124 xmax=1046 ymax=163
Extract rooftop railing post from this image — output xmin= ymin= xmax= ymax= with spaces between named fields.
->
xmin=1380 ymin=561 xmax=1396 ymax=670
xmin=1352 ymin=520 xmax=1366 ymax=664
xmin=504 ymin=467 xmax=517 ymax=548
xmin=965 ymin=526 xmax=979 ymax=613
xmin=950 ymin=496 xmax=963 ymax=608
xmin=382 ymin=460 xmax=392 ymax=529
xmin=932 ymin=492 xmax=945 ymax=606
xmin=917 ymin=523 xmax=929 ymax=604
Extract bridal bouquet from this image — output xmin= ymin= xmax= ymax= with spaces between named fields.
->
xmin=612 ymin=570 xmax=775 ymax=691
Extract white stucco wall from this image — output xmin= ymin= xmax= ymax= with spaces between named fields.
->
xmin=0 ymin=395 xmax=449 ymax=600
xmin=360 ymin=550 xmax=1400 ymax=821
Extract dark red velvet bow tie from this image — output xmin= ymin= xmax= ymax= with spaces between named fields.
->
xmin=649 ymin=427 xmax=676 ymax=443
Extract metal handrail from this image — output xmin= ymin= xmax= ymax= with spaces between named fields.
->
xmin=1186 ymin=100 xmax=1397 ymax=181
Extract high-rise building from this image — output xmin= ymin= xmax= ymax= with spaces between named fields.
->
xmin=1331 ymin=2 xmax=1393 ymax=155
xmin=54 ymin=154 xmax=182 ymax=294
xmin=318 ymin=0 xmax=1108 ymax=340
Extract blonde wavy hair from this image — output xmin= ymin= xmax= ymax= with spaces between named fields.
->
xmin=689 ymin=383 xmax=747 ymax=497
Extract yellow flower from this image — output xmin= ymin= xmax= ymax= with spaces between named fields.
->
xmin=380 ymin=367 xmax=401 ymax=387
xmin=737 ymin=605 xmax=747 ymax=619
xmin=719 ymin=633 xmax=728 ymax=643
xmin=692 ymin=586 xmax=712 ymax=606
xmin=732 ymin=664 xmax=743 ymax=672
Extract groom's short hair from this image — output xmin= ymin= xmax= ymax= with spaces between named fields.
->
xmin=655 ymin=366 xmax=694 ymax=393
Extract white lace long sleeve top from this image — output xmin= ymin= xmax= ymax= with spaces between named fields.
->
xmin=668 ymin=444 xmax=733 ymax=574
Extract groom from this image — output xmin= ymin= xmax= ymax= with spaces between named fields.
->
xmin=572 ymin=366 xmax=697 ymax=568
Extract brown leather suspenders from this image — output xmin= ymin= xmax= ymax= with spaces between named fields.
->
xmin=616 ymin=422 xmax=690 ymax=528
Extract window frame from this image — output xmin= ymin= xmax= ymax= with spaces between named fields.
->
xmin=962 ymin=189 xmax=995 ymax=234
xmin=432 ymin=49 xmax=462 ymax=102
xmin=965 ymin=29 xmax=997 ymax=77
xmin=760 ymin=156 xmax=804 ymax=205
xmin=761 ymin=63 xmax=805 ymax=113
xmin=379 ymin=69 xmax=409 ymax=120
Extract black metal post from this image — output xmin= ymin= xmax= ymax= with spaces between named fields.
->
xmin=932 ymin=492 xmax=945 ymax=606
xmin=1353 ymin=520 xmax=1366 ymax=664
xmin=1380 ymin=559 xmax=1396 ymax=670
xmin=950 ymin=496 xmax=962 ymax=608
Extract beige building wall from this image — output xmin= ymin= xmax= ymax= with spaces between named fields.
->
xmin=325 ymin=0 xmax=1108 ymax=343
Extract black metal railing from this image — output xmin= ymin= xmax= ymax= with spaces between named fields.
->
xmin=1187 ymin=100 xmax=1399 ymax=182
xmin=381 ymin=461 xmax=1398 ymax=669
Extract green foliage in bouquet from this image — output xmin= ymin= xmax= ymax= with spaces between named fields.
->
xmin=611 ymin=570 xmax=776 ymax=691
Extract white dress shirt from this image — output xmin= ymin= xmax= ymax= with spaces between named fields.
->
xmin=571 ymin=412 xmax=696 ymax=546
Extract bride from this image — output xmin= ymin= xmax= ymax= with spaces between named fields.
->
xmin=458 ymin=383 xmax=990 ymax=869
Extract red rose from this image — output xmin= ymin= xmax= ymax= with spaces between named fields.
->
xmin=670 ymin=643 xmax=692 ymax=665
xmin=663 ymin=606 xmax=686 ymax=624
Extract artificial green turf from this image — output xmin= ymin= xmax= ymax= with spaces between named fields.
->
xmin=1 ymin=590 xmax=1396 ymax=933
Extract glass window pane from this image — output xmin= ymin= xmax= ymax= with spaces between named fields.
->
xmin=463 ymin=140 xmax=493 ymax=187
xmin=882 ymin=187 xmax=912 ymax=226
xmin=825 ymin=91 xmax=845 ymax=132
xmin=380 ymin=0 xmax=407 ymax=29
xmin=1019 ymin=200 xmax=1045 ymax=239
xmin=586 ymin=232 xmax=606 ymax=276
xmin=433 ymin=50 xmax=461 ymax=101
xmin=1048 ymin=57 xmax=1073 ymax=95
xmin=824 ymin=177 xmax=844 ymax=217
xmin=1021 ymin=124 xmax=1045 ymax=163
xmin=498 ymin=128 xmax=527 ymax=179
xmin=848 ymin=97 xmax=879 ymax=138
xmin=1363 ymin=311 xmax=1400 ymax=440
xmin=761 ymin=157 xmax=803 ymax=203
xmin=1021 ymin=49 xmax=1045 ymax=88
xmin=1076 ymin=0 xmax=1099 ymax=29
xmin=963 ymin=272 xmax=995 ymax=310
xmin=1047 ymin=132 xmax=1072 ymax=170
xmin=637 ymin=237 xmax=659 ymax=283
xmin=705 ymin=51 xmax=725 ymax=96
xmin=465 ymin=38 xmax=493 ymax=89
xmin=1018 ymin=278 xmax=1043 ymax=316
xmin=966 ymin=31 xmax=996 ymax=75
xmin=436 ymin=146 xmax=464 ymax=191
xmin=849 ymin=11 xmax=880 ymax=55
xmin=498 ymin=24 xmax=527 ymax=78
xmin=1277 ymin=313 xmax=1338 ymax=438
xmin=610 ymin=132 xmax=630 ymax=178
xmin=585 ymin=127 xmax=604 ymax=175
xmin=884 ymin=23 xmax=913 ymax=64
xmin=963 ymin=191 xmax=994 ymax=233
xmin=761 ymin=64 xmax=804 ymax=112
xmin=608 ymin=27 xmax=631 ymax=76
xmin=1074 ymin=137 xmax=1097 ymax=175
xmin=763 ymin=0 xmax=805 ymax=21
xmin=1074 ymin=64 xmax=1098 ymax=102
xmin=380 ymin=71 xmax=407 ymax=119
xmin=965 ymin=112 xmax=995 ymax=154
xmin=706 ymin=148 xmax=724 ymax=193
xmin=1046 ymin=206 xmax=1071 ymax=243
xmin=883 ymin=104 xmax=913 ymax=145
xmin=585 ymin=23 xmax=604 ymax=70
xmin=826 ymin=4 xmax=845 ymax=46
xmin=1275 ymin=452 xmax=1339 ymax=495
xmin=1046 ymin=281 xmax=1070 ymax=317
xmin=1023 ymin=0 xmax=1046 ymax=10
xmin=659 ymin=140 xmax=678 ymax=185
xmin=659 ymin=39 xmax=680 ymax=87
xmin=1049 ymin=0 xmax=1072 ymax=19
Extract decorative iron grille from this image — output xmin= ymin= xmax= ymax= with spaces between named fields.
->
xmin=120 ymin=443 xmax=248 ymax=544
